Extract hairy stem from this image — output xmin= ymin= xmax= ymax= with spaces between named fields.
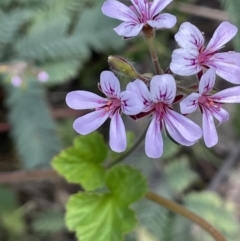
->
xmin=146 ymin=191 xmax=227 ymax=241
xmin=143 ymin=26 xmax=162 ymax=75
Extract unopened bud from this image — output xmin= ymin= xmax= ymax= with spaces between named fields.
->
xmin=108 ymin=56 xmax=139 ymax=79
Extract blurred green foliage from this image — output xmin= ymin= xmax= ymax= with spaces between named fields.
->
xmin=1 ymin=1 xmax=240 ymax=241
xmin=220 ymin=0 xmax=240 ymax=51
xmin=0 ymin=0 xmax=125 ymax=169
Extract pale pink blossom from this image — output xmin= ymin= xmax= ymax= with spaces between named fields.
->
xmin=101 ymin=0 xmax=176 ymax=38
xmin=66 ymin=71 xmax=143 ymax=152
xmin=180 ymin=69 xmax=240 ymax=147
xmin=170 ymin=21 xmax=240 ymax=84
xmin=11 ymin=75 xmax=22 ymax=87
xmin=37 ymin=71 xmax=49 ymax=82
xmin=127 ymin=75 xmax=202 ymax=158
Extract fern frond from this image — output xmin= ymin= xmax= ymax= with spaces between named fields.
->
xmin=42 ymin=59 xmax=82 ymax=84
xmin=5 ymin=81 xmax=61 ymax=169
xmin=0 ymin=9 xmax=33 ymax=57
xmin=164 ymin=157 xmax=199 ymax=193
xmin=134 ymin=199 xmax=170 ymax=239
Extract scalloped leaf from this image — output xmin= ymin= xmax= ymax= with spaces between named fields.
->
xmin=52 ymin=132 xmax=108 ymax=191
xmin=66 ymin=165 xmax=148 ymax=241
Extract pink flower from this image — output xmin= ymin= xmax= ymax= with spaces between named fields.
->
xmin=170 ymin=21 xmax=240 ymax=84
xmin=37 ymin=71 xmax=49 ymax=82
xmin=66 ymin=71 xmax=143 ymax=152
xmin=180 ymin=69 xmax=240 ymax=147
xmin=127 ymin=75 xmax=202 ymax=158
xmin=101 ymin=0 xmax=176 ymax=38
xmin=11 ymin=75 xmax=22 ymax=87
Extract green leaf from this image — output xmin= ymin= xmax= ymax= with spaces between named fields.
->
xmin=184 ymin=191 xmax=239 ymax=239
xmin=66 ymin=165 xmax=148 ymax=241
xmin=52 ymin=132 xmax=108 ymax=191
xmin=106 ymin=165 xmax=147 ymax=205
xmin=0 ymin=9 xmax=34 ymax=57
xmin=67 ymin=192 xmax=136 ymax=241
xmin=42 ymin=59 xmax=82 ymax=84
xmin=5 ymin=82 xmax=61 ymax=169
xmin=164 ymin=157 xmax=198 ymax=193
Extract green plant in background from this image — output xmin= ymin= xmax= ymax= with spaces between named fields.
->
xmin=0 ymin=0 xmax=125 ymax=169
xmin=52 ymin=133 xmax=240 ymax=241
xmin=0 ymin=187 xmax=26 ymax=241
xmin=220 ymin=0 xmax=240 ymax=51
xmin=1 ymin=0 xmax=240 ymax=241
xmin=51 ymin=0 xmax=240 ymax=240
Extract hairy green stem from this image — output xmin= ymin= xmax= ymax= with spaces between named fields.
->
xmin=146 ymin=191 xmax=227 ymax=241
xmin=106 ymin=124 xmax=148 ymax=169
xmin=143 ymin=26 xmax=162 ymax=75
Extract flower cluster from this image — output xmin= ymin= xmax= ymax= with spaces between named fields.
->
xmin=66 ymin=0 xmax=240 ymax=158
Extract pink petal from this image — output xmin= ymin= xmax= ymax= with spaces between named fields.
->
xmin=120 ymin=90 xmax=144 ymax=115
xmin=150 ymin=74 xmax=176 ymax=104
xmin=199 ymin=68 xmax=216 ymax=94
xmin=66 ymin=91 xmax=108 ymax=110
xmin=213 ymin=86 xmax=240 ymax=103
xmin=101 ymin=0 xmax=138 ymax=22
xmin=206 ymin=53 xmax=240 ymax=84
xmin=145 ymin=114 xmax=163 ymax=158
xmin=170 ymin=49 xmax=201 ymax=76
xmin=180 ymin=93 xmax=200 ymax=114
xmin=114 ymin=21 xmax=143 ymax=38
xmin=202 ymin=108 xmax=218 ymax=147
xmin=164 ymin=109 xmax=202 ymax=145
xmin=73 ymin=110 xmax=110 ymax=135
xmin=126 ymin=80 xmax=153 ymax=112
xmin=232 ymin=52 xmax=240 ymax=66
xmin=147 ymin=13 xmax=176 ymax=29
xmin=174 ymin=22 xmax=204 ymax=50
xmin=212 ymin=107 xmax=229 ymax=125
xmin=129 ymin=0 xmax=145 ymax=16
xmin=109 ymin=111 xmax=126 ymax=152
xmin=205 ymin=22 xmax=238 ymax=53
xmin=100 ymin=71 xmax=121 ymax=98
xmin=150 ymin=0 xmax=173 ymax=18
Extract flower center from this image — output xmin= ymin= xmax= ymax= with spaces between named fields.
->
xmin=198 ymin=95 xmax=221 ymax=112
xmin=131 ymin=0 xmax=152 ymax=23
xmin=103 ymin=98 xmax=121 ymax=112
xmin=197 ymin=47 xmax=215 ymax=66
xmin=155 ymin=102 xmax=167 ymax=120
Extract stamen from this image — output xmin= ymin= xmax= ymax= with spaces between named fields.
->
xmin=106 ymin=100 xmax=112 ymax=106
xmin=104 ymin=106 xmax=110 ymax=111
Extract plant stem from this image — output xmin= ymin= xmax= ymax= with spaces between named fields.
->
xmin=106 ymin=124 xmax=149 ymax=169
xmin=142 ymin=26 xmax=162 ymax=75
xmin=146 ymin=191 xmax=227 ymax=241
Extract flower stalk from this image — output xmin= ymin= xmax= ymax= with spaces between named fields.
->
xmin=143 ymin=26 xmax=163 ymax=75
xmin=146 ymin=191 xmax=227 ymax=241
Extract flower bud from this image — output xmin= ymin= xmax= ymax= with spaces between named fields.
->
xmin=108 ymin=56 xmax=140 ymax=79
